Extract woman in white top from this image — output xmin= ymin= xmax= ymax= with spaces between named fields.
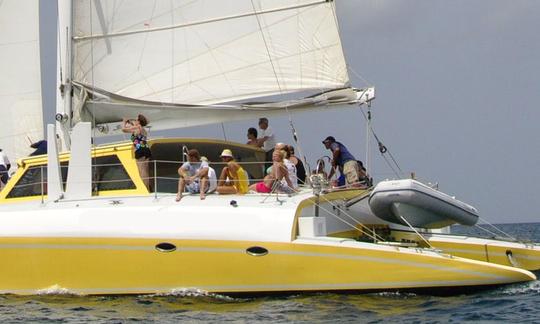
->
xmin=279 ymin=145 xmax=298 ymax=190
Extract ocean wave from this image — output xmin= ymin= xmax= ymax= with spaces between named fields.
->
xmin=36 ymin=285 xmax=81 ymax=296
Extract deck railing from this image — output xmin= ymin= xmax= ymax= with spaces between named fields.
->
xmin=2 ymin=157 xmax=380 ymax=201
xmin=2 ymin=159 xmax=311 ymax=201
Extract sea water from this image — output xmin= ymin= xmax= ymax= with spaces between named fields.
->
xmin=0 ymin=223 xmax=538 ymax=323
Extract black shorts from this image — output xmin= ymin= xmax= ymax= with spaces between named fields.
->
xmin=135 ymin=147 xmax=152 ymax=160
xmin=0 ymin=165 xmax=8 ymax=184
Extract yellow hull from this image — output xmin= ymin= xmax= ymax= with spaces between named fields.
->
xmin=392 ymin=230 xmax=540 ymax=271
xmin=0 ymin=237 xmax=534 ymax=295
xmin=429 ymin=238 xmax=540 ymax=271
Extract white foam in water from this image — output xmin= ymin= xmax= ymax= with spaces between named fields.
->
xmin=36 ymin=285 xmax=81 ymax=296
xmin=152 ymin=288 xmax=236 ymax=301
xmin=373 ymin=291 xmax=417 ymax=298
xmin=497 ymin=280 xmax=540 ymax=296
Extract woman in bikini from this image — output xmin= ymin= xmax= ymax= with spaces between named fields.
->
xmin=122 ymin=114 xmax=152 ymax=190
xmin=249 ymin=149 xmax=294 ymax=193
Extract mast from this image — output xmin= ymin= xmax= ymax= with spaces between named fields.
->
xmin=55 ymin=0 xmax=73 ymax=150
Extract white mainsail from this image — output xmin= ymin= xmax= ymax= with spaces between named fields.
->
xmin=65 ymin=0 xmax=372 ymax=133
xmin=0 ymin=1 xmax=43 ymax=162
xmin=72 ymin=0 xmax=349 ymax=104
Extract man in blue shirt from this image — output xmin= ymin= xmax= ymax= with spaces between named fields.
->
xmin=322 ymin=136 xmax=360 ymax=187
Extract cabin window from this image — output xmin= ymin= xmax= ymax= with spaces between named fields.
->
xmin=6 ymin=163 xmax=68 ymax=199
xmin=92 ymin=156 xmax=135 ymax=192
xmin=6 ymin=155 xmax=134 ymax=199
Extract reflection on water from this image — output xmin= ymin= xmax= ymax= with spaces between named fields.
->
xmin=0 ymin=223 xmax=538 ymax=322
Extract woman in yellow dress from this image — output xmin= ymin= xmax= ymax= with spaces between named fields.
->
xmin=216 ymin=149 xmax=249 ymax=194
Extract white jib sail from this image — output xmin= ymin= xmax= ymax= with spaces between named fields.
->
xmin=0 ymin=0 xmax=43 ymax=163
xmin=71 ymin=0 xmax=350 ymax=106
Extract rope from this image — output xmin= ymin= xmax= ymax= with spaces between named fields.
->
xmin=398 ymin=215 xmax=435 ymax=249
xmin=220 ymin=123 xmax=228 ymax=141
xmin=473 ymin=223 xmax=507 ymax=239
xmin=318 ymin=195 xmax=386 ymax=242
xmin=359 ymin=108 xmax=404 ymax=178
xmin=476 ymin=216 xmax=517 ymax=241
xmin=250 ymin=0 xmax=310 ymax=180
xmin=314 ymin=199 xmax=381 ymax=243
xmin=348 ymin=65 xmax=373 ymax=88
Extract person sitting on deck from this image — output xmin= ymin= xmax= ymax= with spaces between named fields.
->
xmin=246 ymin=127 xmax=259 ymax=147
xmin=281 ymin=145 xmax=298 ymax=189
xmin=216 ymin=149 xmax=249 ymax=195
xmin=288 ymin=145 xmax=306 ymax=185
xmin=176 ymin=149 xmax=217 ymax=201
xmin=249 ymin=149 xmax=295 ymax=194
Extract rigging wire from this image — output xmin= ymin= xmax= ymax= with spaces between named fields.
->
xmin=348 ymin=65 xmax=373 ymax=88
xmin=220 ymin=123 xmax=228 ymax=141
xmin=477 ymin=216 xmax=517 ymax=241
xmin=397 ymin=215 xmax=435 ymax=249
xmin=56 ymin=3 xmax=63 ymax=86
xmin=250 ymin=0 xmax=311 ymax=176
xmin=358 ymin=108 xmax=404 ymax=178
xmin=316 ymin=196 xmax=385 ymax=243
xmin=473 ymin=223 xmax=509 ymax=240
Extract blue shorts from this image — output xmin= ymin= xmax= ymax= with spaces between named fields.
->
xmin=186 ymin=181 xmax=202 ymax=194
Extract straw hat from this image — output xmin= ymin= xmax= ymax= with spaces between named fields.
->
xmin=220 ymin=149 xmax=233 ymax=158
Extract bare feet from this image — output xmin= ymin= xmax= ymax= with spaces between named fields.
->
xmin=200 ymin=193 xmax=206 ymax=200
xmin=175 ymin=193 xmax=183 ymax=202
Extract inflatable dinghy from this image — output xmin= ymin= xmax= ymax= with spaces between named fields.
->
xmin=368 ymin=179 xmax=479 ymax=228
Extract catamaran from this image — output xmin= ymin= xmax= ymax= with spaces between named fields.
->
xmin=0 ymin=0 xmax=537 ymax=295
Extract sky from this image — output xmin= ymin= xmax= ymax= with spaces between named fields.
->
xmin=40 ymin=1 xmax=540 ymax=224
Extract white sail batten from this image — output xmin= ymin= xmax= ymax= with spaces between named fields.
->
xmin=72 ymin=0 xmax=349 ymax=107
xmin=0 ymin=1 xmax=43 ymax=162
